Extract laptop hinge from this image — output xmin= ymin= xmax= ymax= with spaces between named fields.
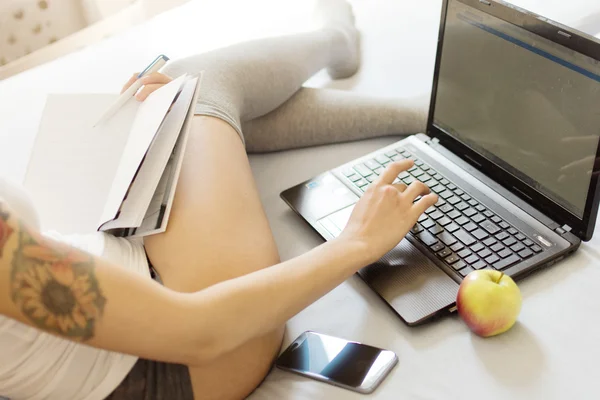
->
xmin=427 ymin=137 xmax=440 ymax=145
xmin=555 ymin=224 xmax=572 ymax=235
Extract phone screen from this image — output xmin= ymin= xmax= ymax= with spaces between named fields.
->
xmin=276 ymin=331 xmax=397 ymax=393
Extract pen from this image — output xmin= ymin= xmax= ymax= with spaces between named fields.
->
xmin=93 ymin=54 xmax=170 ymax=127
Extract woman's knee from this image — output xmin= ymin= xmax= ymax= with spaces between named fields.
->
xmin=188 ymin=326 xmax=285 ymax=400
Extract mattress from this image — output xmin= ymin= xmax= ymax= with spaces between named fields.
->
xmin=0 ymin=0 xmax=599 ymax=399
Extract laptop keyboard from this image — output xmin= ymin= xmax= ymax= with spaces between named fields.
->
xmin=342 ymin=147 xmax=544 ymax=278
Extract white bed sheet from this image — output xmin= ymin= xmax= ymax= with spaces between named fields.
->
xmin=0 ymin=0 xmax=599 ymax=399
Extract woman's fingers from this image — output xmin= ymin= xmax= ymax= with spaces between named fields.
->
xmin=391 ymin=183 xmax=408 ymax=192
xmin=121 ymin=72 xmax=173 ymax=98
xmin=403 ymin=180 xmax=430 ymax=201
xmin=412 ymin=193 xmax=439 ymax=215
xmin=121 ymin=73 xmax=140 ymax=94
xmin=140 ymin=72 xmax=173 ymax=85
xmin=377 ymin=160 xmax=414 ymax=185
xmin=135 ymin=84 xmax=164 ymax=101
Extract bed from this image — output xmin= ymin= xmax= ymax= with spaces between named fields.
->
xmin=0 ymin=0 xmax=599 ymax=399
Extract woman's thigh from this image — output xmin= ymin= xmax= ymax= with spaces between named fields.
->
xmin=144 ymin=116 xmax=284 ymax=399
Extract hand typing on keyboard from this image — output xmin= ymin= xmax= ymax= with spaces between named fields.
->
xmin=339 ymin=160 xmax=438 ymax=263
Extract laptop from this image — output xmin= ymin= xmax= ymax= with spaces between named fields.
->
xmin=281 ymin=0 xmax=600 ymax=325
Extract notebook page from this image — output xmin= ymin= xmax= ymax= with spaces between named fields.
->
xmin=129 ymin=73 xmax=203 ymax=238
xmin=100 ymin=76 xmax=197 ymax=230
xmin=98 ymin=75 xmax=186 ymax=228
xmin=23 ymin=94 xmax=139 ymax=234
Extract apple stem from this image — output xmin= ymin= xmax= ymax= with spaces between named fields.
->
xmin=495 ymin=272 xmax=505 ymax=284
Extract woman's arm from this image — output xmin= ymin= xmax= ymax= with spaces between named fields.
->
xmin=0 ymin=161 xmax=436 ymax=366
xmin=0 ymin=202 xmax=196 ymax=363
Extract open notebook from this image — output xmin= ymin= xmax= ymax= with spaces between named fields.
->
xmin=24 ymin=74 xmax=202 ymax=237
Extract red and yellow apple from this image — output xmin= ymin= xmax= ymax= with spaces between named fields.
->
xmin=456 ymin=270 xmax=522 ymax=337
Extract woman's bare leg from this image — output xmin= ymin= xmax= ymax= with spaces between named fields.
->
xmin=145 ymin=117 xmax=284 ymax=399
xmin=145 ymin=1 xmax=362 ymax=398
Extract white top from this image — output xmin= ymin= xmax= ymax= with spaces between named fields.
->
xmin=0 ymin=177 xmax=149 ymax=400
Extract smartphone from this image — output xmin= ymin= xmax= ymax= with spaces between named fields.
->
xmin=275 ymin=331 xmax=398 ymax=394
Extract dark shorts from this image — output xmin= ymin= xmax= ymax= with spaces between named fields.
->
xmin=106 ymin=256 xmax=195 ymax=400
xmin=106 ymin=357 xmax=194 ymax=400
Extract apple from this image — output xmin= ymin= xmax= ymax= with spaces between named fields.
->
xmin=456 ymin=270 xmax=522 ymax=337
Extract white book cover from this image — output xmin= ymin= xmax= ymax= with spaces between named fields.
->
xmin=24 ymin=74 xmax=202 ymax=236
xmin=100 ymin=76 xmax=197 ymax=231
xmin=103 ymin=75 xmax=202 ymax=237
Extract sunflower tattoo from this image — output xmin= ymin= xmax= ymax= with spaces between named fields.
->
xmin=10 ymin=224 xmax=106 ymax=341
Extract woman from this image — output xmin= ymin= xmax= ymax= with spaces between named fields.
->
xmin=0 ymin=1 xmax=436 ymax=399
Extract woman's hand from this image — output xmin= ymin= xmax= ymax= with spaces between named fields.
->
xmin=340 ymin=160 xmax=438 ymax=263
xmin=121 ymin=72 xmax=174 ymax=101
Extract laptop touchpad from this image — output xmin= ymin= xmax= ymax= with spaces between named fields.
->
xmin=318 ymin=204 xmax=354 ymax=237
xmin=358 ymin=239 xmax=459 ymax=325
xmin=322 ymin=206 xmax=459 ymax=325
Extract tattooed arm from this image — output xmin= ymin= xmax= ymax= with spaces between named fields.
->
xmin=0 ymin=160 xmax=436 ymax=367
xmin=0 ymin=200 xmax=203 ymax=365
xmin=0 ymin=198 xmax=370 ymax=368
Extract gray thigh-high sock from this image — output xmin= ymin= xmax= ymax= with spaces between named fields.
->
xmin=162 ymin=0 xmax=360 ymax=144
xmin=162 ymin=0 xmax=425 ymax=151
xmin=162 ymin=29 xmax=358 ymax=144
xmin=242 ymin=88 xmax=428 ymax=153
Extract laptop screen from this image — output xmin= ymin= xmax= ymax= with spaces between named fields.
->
xmin=433 ymin=0 xmax=600 ymax=218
